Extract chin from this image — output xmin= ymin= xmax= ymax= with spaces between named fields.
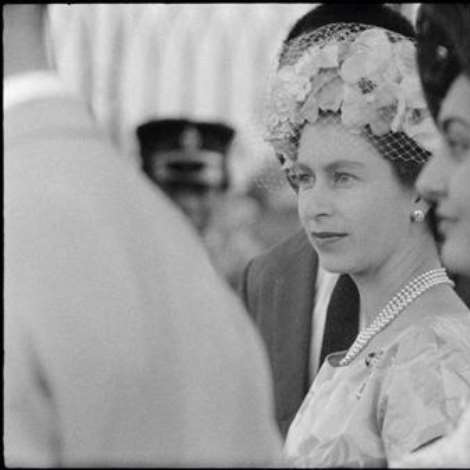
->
xmin=317 ymin=253 xmax=357 ymax=274
xmin=441 ymin=238 xmax=470 ymax=277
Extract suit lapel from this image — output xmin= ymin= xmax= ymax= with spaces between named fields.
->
xmin=272 ymin=232 xmax=317 ymax=435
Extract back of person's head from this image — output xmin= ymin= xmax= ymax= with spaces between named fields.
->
xmin=285 ymin=3 xmax=415 ymax=44
xmin=416 ymin=4 xmax=470 ymax=122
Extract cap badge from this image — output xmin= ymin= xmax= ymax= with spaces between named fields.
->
xmin=180 ymin=126 xmax=203 ymax=152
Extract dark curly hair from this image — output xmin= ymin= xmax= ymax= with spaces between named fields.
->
xmin=416 ymin=3 xmax=470 ymax=123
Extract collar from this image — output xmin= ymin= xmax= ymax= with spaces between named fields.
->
xmin=3 ymin=70 xmax=74 ymax=112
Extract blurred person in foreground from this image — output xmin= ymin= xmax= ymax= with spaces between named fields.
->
xmin=4 ymin=5 xmax=282 ymax=466
xmin=253 ymin=2 xmax=470 ymax=466
xmin=391 ymin=4 xmax=470 ymax=468
xmin=137 ymin=118 xmax=264 ymax=289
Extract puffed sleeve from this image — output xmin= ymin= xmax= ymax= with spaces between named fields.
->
xmin=376 ymin=323 xmax=470 ymax=463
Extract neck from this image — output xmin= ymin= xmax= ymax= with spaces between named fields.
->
xmin=3 ymin=5 xmax=51 ymax=78
xmin=351 ymin=232 xmax=442 ymax=329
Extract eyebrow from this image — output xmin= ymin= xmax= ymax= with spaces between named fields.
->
xmin=295 ymin=160 xmax=365 ymax=172
xmin=324 ymin=160 xmax=365 ymax=171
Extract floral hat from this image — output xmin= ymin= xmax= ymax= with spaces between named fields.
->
xmin=264 ymin=23 xmax=441 ymax=168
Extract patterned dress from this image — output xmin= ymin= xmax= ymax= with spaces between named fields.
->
xmin=284 ymin=309 xmax=470 ymax=467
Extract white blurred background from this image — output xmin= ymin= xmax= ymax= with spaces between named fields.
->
xmin=47 ymin=3 xmax=419 ymax=191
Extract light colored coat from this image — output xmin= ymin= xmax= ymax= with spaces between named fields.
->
xmin=240 ymin=231 xmax=470 ymax=440
xmin=4 ymin=95 xmax=282 ymax=467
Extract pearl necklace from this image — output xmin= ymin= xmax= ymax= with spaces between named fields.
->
xmin=339 ymin=268 xmax=454 ymax=366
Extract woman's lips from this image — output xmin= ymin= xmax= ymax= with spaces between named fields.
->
xmin=311 ymin=232 xmax=348 ymax=247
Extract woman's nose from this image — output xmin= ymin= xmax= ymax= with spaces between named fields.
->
xmin=298 ymin=182 xmax=333 ymax=221
xmin=416 ymin=148 xmax=450 ymax=203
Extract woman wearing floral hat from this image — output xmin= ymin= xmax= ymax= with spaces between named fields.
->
xmin=392 ymin=4 xmax=470 ymax=468
xmin=263 ymin=5 xmax=470 ymax=467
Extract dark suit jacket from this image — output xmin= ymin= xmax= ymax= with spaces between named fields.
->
xmin=239 ymin=230 xmax=318 ymax=437
xmin=240 ymin=229 xmax=470 ymax=438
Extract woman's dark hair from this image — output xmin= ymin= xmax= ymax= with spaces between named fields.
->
xmin=416 ymin=4 xmax=470 ymax=123
xmin=281 ymin=3 xmax=430 ymax=189
xmin=364 ymin=129 xmax=430 ymax=187
xmin=286 ymin=3 xmax=415 ymax=43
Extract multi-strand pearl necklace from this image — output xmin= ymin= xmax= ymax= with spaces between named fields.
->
xmin=339 ymin=268 xmax=454 ymax=367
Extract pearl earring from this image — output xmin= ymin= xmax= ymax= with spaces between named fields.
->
xmin=411 ymin=209 xmax=425 ymax=223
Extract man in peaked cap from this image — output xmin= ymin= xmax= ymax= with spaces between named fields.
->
xmin=137 ymin=118 xmax=234 ymax=234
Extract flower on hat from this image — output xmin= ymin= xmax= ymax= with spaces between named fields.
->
xmin=340 ymin=28 xmax=393 ymax=84
xmin=400 ymin=75 xmax=427 ymax=109
xmin=295 ymin=43 xmax=339 ymax=78
xmin=317 ymin=76 xmax=344 ymax=112
xmin=297 ymin=69 xmax=344 ymax=124
xmin=264 ymin=25 xmax=437 ymax=162
xmin=298 ymin=91 xmax=319 ymax=124
xmin=341 ymin=84 xmax=373 ymax=129
xmin=278 ymin=66 xmax=311 ymax=102
xmin=394 ymin=40 xmax=418 ymax=78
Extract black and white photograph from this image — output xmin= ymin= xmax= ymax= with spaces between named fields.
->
xmin=4 ymin=3 xmax=470 ymax=467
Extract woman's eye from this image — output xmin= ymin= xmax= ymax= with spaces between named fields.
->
xmin=447 ymin=138 xmax=470 ymax=159
xmin=332 ymin=172 xmax=354 ymax=185
xmin=286 ymin=171 xmax=314 ymax=190
xmin=296 ymin=173 xmax=315 ymax=189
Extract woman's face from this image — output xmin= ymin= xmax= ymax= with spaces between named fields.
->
xmin=292 ymin=122 xmax=416 ymax=275
xmin=417 ymin=74 xmax=470 ymax=275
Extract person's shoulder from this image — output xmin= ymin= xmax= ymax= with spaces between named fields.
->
xmin=4 ymin=94 xmax=97 ymax=143
xmin=419 ymin=308 xmax=470 ymax=346
xmin=429 ymin=308 xmax=470 ymax=356
xmin=389 ymin=309 xmax=470 ymax=368
xmin=248 ymin=230 xmax=316 ymax=276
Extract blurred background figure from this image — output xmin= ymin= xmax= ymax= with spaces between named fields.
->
xmin=137 ymin=117 xmax=268 ymax=288
xmin=246 ymin=160 xmax=302 ymax=249
xmin=137 ymin=118 xmax=234 ymax=235
xmin=203 ymin=192 xmax=266 ymax=289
